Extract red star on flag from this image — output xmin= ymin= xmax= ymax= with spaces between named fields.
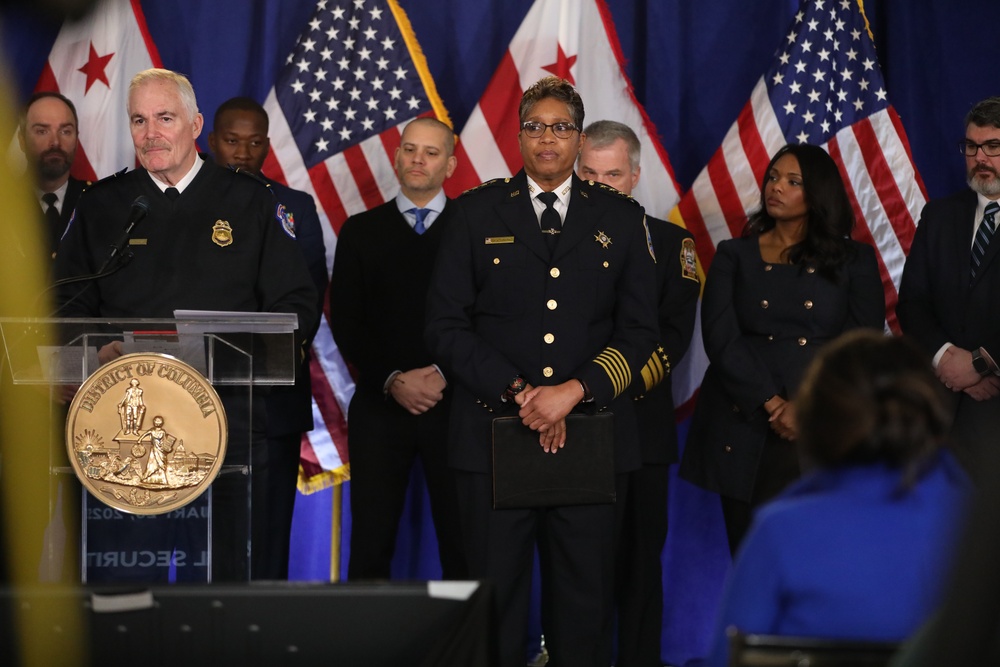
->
xmin=542 ymin=44 xmax=577 ymax=85
xmin=77 ymin=42 xmax=114 ymax=93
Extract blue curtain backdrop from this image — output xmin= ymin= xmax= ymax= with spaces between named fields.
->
xmin=2 ymin=1 xmax=993 ymax=665
xmin=1 ymin=0 xmax=992 ymax=200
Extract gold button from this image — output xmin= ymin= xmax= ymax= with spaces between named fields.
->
xmin=603 ymin=261 xmax=609 ymax=268
xmin=804 ymin=300 xmax=813 ymax=309
xmin=493 ymin=257 xmax=500 ymax=265
xmin=806 ymin=266 xmax=816 ymax=274
xmin=544 ymin=333 xmax=555 ymax=344
xmin=798 ymin=337 xmax=807 ymax=346
xmin=724 ymin=445 xmax=733 ymax=453
xmin=550 ymin=267 xmax=560 ymax=278
xmin=764 ymin=264 xmax=773 ymax=271
xmin=542 ymin=366 xmax=554 ymax=378
xmin=547 ymin=299 xmax=558 ymax=310
xmin=760 ymin=300 xmax=769 ymax=309
xmin=767 ymin=335 xmax=774 ymax=341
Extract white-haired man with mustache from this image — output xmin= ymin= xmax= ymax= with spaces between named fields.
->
xmin=898 ymin=95 xmax=1000 ymax=479
xmin=53 ymin=68 xmax=318 ymax=582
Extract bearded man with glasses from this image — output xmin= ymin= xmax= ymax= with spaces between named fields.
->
xmin=898 ymin=96 xmax=1000 ymax=478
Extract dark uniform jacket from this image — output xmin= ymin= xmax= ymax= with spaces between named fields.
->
xmin=681 ymin=235 xmax=884 ymax=501
xmin=54 ymin=160 xmax=317 ymax=337
xmin=425 ymin=170 xmax=659 ymax=474
xmin=630 ymin=215 xmax=700 ymax=464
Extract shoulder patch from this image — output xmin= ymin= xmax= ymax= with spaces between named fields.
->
xmin=460 ymin=178 xmax=506 ymax=197
xmin=585 ymin=180 xmax=640 ymax=206
xmin=276 ymin=202 xmax=296 ymax=239
xmin=680 ymin=237 xmax=699 ymax=283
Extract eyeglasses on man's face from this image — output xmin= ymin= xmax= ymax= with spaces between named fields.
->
xmin=960 ymin=140 xmax=1000 ymax=157
xmin=520 ymin=121 xmax=579 ymax=139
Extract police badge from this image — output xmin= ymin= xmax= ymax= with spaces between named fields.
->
xmin=212 ymin=220 xmax=233 ymax=247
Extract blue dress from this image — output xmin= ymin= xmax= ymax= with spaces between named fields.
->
xmin=706 ymin=450 xmax=971 ymax=667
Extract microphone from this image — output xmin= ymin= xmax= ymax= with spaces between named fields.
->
xmin=98 ymin=195 xmax=151 ymax=274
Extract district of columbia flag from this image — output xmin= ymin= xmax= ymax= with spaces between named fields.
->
xmin=35 ymin=0 xmax=160 ymax=181
xmin=449 ymin=0 xmax=682 ymax=221
xmin=261 ymin=0 xmax=453 ymax=494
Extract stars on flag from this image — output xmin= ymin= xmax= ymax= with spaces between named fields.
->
xmin=766 ymin=0 xmax=889 ymax=145
xmin=273 ymin=0 xmax=430 ymax=167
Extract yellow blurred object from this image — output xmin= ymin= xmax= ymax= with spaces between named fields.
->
xmin=0 ymin=59 xmax=85 ymax=666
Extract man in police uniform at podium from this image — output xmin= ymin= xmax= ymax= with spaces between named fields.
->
xmin=54 ymin=68 xmax=317 ymax=582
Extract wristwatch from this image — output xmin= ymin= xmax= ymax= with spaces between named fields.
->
xmin=972 ymin=348 xmax=992 ymax=377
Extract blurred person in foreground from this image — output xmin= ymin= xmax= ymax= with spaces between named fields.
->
xmin=705 ymin=329 xmax=972 ymax=667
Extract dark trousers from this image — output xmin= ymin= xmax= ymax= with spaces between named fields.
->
xmin=251 ymin=431 xmax=300 ymax=580
xmin=614 ymin=464 xmax=669 ymax=667
xmin=458 ymin=471 xmax=617 ymax=667
xmin=720 ymin=431 xmax=800 ymax=556
xmin=347 ymin=396 xmax=465 ymax=580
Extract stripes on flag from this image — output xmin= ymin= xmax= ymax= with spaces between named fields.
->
xmin=669 ymin=0 xmax=927 ymax=340
xmin=262 ymin=0 xmax=453 ymax=492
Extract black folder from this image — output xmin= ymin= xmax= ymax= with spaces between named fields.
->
xmin=491 ymin=412 xmax=615 ymax=509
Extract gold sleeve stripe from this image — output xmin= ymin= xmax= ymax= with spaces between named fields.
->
xmin=594 ymin=347 xmax=631 ymax=398
xmin=641 ymin=353 xmax=666 ymax=392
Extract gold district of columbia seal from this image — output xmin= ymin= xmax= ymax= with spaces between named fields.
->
xmin=66 ymin=352 xmax=228 ymax=515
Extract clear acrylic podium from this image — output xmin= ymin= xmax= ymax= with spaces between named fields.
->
xmin=0 ymin=314 xmax=298 ymax=584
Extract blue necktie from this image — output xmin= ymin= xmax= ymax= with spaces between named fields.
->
xmin=411 ymin=207 xmax=429 ymax=235
xmin=971 ymin=201 xmax=999 ymax=280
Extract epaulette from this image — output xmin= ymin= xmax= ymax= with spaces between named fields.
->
xmin=460 ymin=177 xmax=508 ymax=197
xmin=83 ymin=167 xmax=129 ymax=192
xmin=229 ymin=165 xmax=275 ymax=193
xmin=584 ymin=179 xmax=640 ymax=206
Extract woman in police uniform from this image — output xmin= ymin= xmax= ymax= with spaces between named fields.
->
xmin=679 ymin=144 xmax=885 ymax=554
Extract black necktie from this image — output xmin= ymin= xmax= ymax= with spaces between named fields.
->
xmin=165 ymin=187 xmax=180 ymax=201
xmin=42 ymin=191 xmax=60 ymax=229
xmin=971 ymin=201 xmax=1000 ymax=280
xmin=537 ymin=191 xmax=560 ymax=254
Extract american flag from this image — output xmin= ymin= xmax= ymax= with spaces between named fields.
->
xmin=262 ymin=0 xmax=452 ymax=490
xmin=672 ymin=0 xmax=925 ymax=335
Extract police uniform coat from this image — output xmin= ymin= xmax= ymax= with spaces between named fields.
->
xmin=897 ymin=189 xmax=1000 ymax=464
xmin=425 ymin=170 xmax=658 ymax=667
xmin=426 ymin=170 xmax=658 ymax=474
xmin=54 ymin=160 xmax=317 ymax=332
xmin=680 ymin=235 xmax=885 ymax=503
